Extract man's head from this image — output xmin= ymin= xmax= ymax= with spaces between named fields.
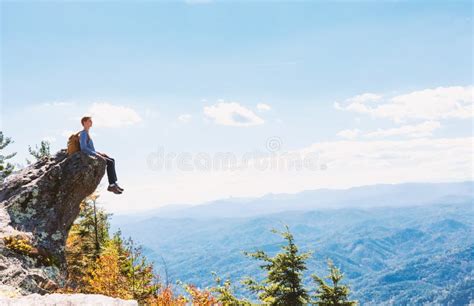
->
xmin=81 ymin=116 xmax=93 ymax=129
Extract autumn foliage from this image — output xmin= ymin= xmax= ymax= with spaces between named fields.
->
xmin=62 ymin=194 xmax=356 ymax=305
xmin=62 ymin=194 xmax=220 ymax=305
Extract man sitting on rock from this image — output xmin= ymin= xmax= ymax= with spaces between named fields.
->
xmin=80 ymin=116 xmax=124 ymax=194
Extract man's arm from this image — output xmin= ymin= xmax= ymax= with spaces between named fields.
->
xmin=79 ymin=131 xmax=97 ymax=156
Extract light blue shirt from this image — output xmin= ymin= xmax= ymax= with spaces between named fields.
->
xmin=79 ymin=130 xmax=96 ymax=156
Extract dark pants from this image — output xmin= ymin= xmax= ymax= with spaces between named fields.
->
xmin=104 ymin=156 xmax=118 ymax=185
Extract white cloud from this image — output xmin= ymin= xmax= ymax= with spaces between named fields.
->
xmin=335 ymin=86 xmax=473 ymax=122
xmin=337 ymin=129 xmax=361 ymax=139
xmin=178 ymin=114 xmax=192 ymax=123
xmin=338 ymin=121 xmax=442 ymax=139
xmin=204 ymin=102 xmax=264 ymax=127
xmin=87 ymin=102 xmax=142 ymax=128
xmin=365 ymin=121 xmax=441 ymax=138
xmin=304 ymin=137 xmax=473 ymax=184
xmin=257 ymin=103 xmax=272 ymax=111
xmin=346 ymin=93 xmax=382 ymax=104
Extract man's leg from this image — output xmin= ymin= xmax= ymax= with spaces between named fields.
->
xmin=105 ymin=157 xmax=118 ymax=185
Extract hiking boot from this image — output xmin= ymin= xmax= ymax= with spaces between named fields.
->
xmin=107 ymin=185 xmax=122 ymax=194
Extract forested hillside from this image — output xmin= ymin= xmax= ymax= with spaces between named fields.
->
xmin=112 ymin=196 xmax=473 ymax=305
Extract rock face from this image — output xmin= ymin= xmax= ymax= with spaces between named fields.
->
xmin=0 ymin=150 xmax=105 ymax=294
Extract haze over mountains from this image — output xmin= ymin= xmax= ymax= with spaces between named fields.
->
xmin=111 ymin=181 xmax=473 ymax=304
xmin=115 ymin=181 xmax=473 ymax=219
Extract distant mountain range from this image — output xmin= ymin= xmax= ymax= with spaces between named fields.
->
xmin=114 ymin=181 xmax=473 ymax=220
xmin=111 ymin=181 xmax=473 ymax=305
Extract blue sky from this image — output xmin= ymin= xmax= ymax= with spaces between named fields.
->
xmin=1 ymin=1 xmax=472 ymax=213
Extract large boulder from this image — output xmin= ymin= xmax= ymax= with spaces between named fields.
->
xmin=0 ymin=150 xmax=105 ymax=294
xmin=0 ymin=291 xmax=138 ymax=306
xmin=0 ymin=290 xmax=138 ymax=305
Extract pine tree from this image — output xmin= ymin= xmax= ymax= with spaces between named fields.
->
xmin=242 ymin=225 xmax=311 ymax=305
xmin=312 ymin=260 xmax=357 ymax=306
xmin=65 ymin=194 xmax=110 ymax=289
xmin=121 ymin=237 xmax=160 ymax=303
xmin=0 ymin=131 xmax=16 ymax=182
xmin=210 ymin=271 xmax=251 ymax=305
xmin=64 ymin=196 xmax=160 ymax=304
xmin=26 ymin=140 xmax=51 ymax=164
xmin=82 ymin=230 xmax=160 ymax=304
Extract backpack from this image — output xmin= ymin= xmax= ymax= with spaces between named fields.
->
xmin=67 ymin=131 xmax=89 ymax=156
